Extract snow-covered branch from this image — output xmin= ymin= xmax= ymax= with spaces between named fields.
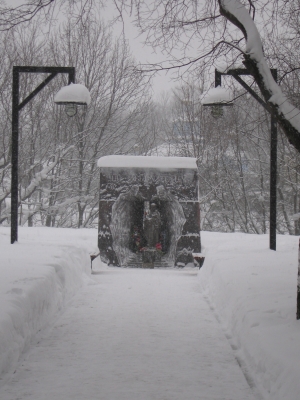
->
xmin=219 ymin=0 xmax=300 ymax=152
xmin=20 ymin=145 xmax=73 ymax=202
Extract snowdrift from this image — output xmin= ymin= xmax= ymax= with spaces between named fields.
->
xmin=199 ymin=231 xmax=299 ymax=400
xmin=0 ymin=227 xmax=97 ymax=379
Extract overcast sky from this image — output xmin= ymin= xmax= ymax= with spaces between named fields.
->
xmin=106 ymin=5 xmax=177 ymax=100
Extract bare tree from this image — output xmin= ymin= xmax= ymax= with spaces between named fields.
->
xmin=151 ymin=80 xmax=295 ymax=234
xmin=0 ymin=0 xmax=104 ymax=31
xmin=110 ymin=0 xmax=300 ymax=153
xmin=45 ymin=15 xmax=150 ymax=228
xmin=2 ymin=1 xmax=300 ymax=151
xmin=0 ymin=12 xmax=152 ymax=228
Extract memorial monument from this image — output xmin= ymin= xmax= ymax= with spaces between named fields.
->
xmin=97 ymin=155 xmax=201 ymax=268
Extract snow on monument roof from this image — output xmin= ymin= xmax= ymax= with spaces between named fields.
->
xmin=54 ymin=83 xmax=91 ymax=105
xmin=97 ymin=155 xmax=197 ymax=170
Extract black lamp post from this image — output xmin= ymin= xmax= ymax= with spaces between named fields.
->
xmin=203 ymin=68 xmax=278 ymax=251
xmin=11 ymin=66 xmax=89 ymax=244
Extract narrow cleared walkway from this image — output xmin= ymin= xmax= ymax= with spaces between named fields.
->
xmin=0 ymin=267 xmax=257 ymax=400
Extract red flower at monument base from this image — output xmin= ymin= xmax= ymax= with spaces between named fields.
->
xmin=140 ymin=243 xmax=162 ymax=253
xmin=155 ymin=243 xmax=162 ymax=251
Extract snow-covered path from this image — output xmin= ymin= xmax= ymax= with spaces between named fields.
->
xmin=0 ymin=266 xmax=256 ymax=400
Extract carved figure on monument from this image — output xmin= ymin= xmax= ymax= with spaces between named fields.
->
xmin=143 ymin=203 xmax=161 ymax=248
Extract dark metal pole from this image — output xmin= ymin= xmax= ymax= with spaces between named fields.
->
xmin=270 ymin=69 xmax=278 ymax=251
xmin=270 ymin=110 xmax=277 ymax=250
xmin=297 ymin=238 xmax=300 ymax=319
xmin=11 ymin=67 xmax=19 ymax=244
xmin=10 ymin=66 xmax=76 ymax=244
xmin=215 ymin=68 xmax=278 ymax=251
xmin=215 ymin=70 xmax=222 ymax=87
xmin=68 ymin=69 xmax=75 ymax=85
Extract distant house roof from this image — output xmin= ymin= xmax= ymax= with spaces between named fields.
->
xmin=97 ymin=155 xmax=197 ymax=170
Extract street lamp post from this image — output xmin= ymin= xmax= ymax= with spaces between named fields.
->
xmin=11 ymin=66 xmax=89 ymax=244
xmin=202 ymin=68 xmax=278 ymax=251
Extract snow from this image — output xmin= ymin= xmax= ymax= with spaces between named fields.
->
xmin=0 ymin=226 xmax=299 ymax=400
xmin=0 ymin=227 xmax=97 ymax=379
xmin=54 ymin=83 xmax=91 ymax=105
xmin=97 ymin=155 xmax=197 ymax=169
xmin=201 ymin=85 xmax=233 ymax=105
xmin=199 ymin=231 xmax=299 ymax=400
xmin=292 ymin=213 xmax=300 ymax=221
xmin=4 ymin=197 xmax=10 ymax=209
xmin=215 ymin=62 xmax=244 ymax=73
xmin=222 ymin=0 xmax=263 ymax=58
xmin=192 ymin=252 xmax=204 ymax=257
xmin=221 ymin=0 xmax=300 ymax=133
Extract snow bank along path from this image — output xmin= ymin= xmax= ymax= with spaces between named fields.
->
xmin=0 ymin=227 xmax=94 ymax=380
xmin=199 ymin=232 xmax=299 ymax=400
xmin=0 ymin=261 xmax=255 ymax=400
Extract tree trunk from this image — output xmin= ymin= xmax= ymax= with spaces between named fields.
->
xmin=28 ymin=213 xmax=33 ymax=227
xmin=297 ymin=238 xmax=300 ymax=320
xmin=78 ymin=203 xmax=86 ymax=229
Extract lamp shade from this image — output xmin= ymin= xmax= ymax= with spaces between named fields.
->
xmin=54 ymin=83 xmax=91 ymax=105
xmin=201 ymin=86 xmax=233 ymax=106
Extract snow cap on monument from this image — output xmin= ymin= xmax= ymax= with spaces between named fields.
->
xmin=54 ymin=83 xmax=91 ymax=105
xmin=97 ymin=155 xmax=197 ymax=170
